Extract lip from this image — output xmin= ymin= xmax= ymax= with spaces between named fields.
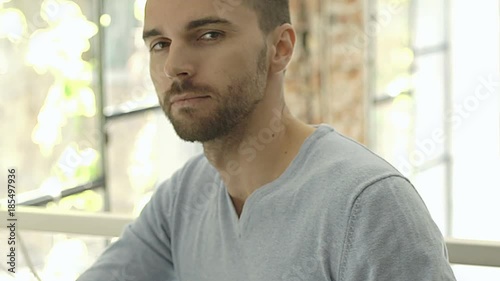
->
xmin=170 ymin=93 xmax=211 ymax=104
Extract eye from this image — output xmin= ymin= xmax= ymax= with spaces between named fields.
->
xmin=150 ymin=41 xmax=170 ymax=52
xmin=199 ymin=31 xmax=223 ymax=41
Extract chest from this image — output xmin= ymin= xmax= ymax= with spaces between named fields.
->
xmin=172 ymin=206 xmax=335 ymax=281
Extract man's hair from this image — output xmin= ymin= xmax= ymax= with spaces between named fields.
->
xmin=243 ymin=0 xmax=291 ymax=35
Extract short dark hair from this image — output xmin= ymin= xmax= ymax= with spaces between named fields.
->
xmin=243 ymin=0 xmax=291 ymax=35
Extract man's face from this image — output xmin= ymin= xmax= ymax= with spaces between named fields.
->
xmin=143 ymin=0 xmax=270 ymax=142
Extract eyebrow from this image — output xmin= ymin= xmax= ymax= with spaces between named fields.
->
xmin=143 ymin=16 xmax=236 ymax=41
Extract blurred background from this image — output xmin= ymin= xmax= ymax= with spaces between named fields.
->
xmin=0 ymin=0 xmax=498 ymax=280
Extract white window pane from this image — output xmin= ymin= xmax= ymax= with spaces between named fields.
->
xmin=452 ymin=152 xmax=500 ymax=241
xmin=450 ymin=0 xmax=500 ymax=242
xmin=374 ymin=0 xmax=411 ymax=97
xmin=413 ymin=52 xmax=446 ymax=165
xmin=452 ymin=264 xmax=500 ymax=281
xmin=414 ymin=0 xmax=445 ymax=49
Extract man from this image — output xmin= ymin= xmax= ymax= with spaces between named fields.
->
xmin=77 ymin=0 xmax=457 ymax=280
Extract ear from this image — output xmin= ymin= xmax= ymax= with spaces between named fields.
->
xmin=268 ymin=24 xmax=296 ymax=74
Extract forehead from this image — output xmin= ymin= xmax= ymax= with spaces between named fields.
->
xmin=144 ymin=0 xmax=258 ymax=34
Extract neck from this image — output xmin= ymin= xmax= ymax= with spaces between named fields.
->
xmin=202 ymin=104 xmax=316 ymax=217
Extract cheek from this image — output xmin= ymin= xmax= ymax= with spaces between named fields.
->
xmin=211 ymin=57 xmax=250 ymax=88
xmin=207 ymin=44 xmax=252 ymax=72
xmin=149 ymin=59 xmax=171 ymax=98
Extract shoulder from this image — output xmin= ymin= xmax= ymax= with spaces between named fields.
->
xmin=337 ymin=175 xmax=452 ymax=281
xmin=300 ymin=124 xmax=406 ymax=199
xmin=292 ymin=125 xmax=426 ymax=236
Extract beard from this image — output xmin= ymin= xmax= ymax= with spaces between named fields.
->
xmin=161 ymin=44 xmax=269 ymax=143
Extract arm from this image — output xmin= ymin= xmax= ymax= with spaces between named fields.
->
xmin=77 ymin=182 xmax=177 ymax=281
xmin=338 ymin=176 xmax=456 ymax=281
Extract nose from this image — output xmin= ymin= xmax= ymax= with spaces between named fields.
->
xmin=163 ymin=43 xmax=194 ymax=80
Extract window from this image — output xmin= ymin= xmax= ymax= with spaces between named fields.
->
xmin=0 ymin=0 xmax=201 ymax=279
xmin=370 ymin=0 xmax=500 ymax=279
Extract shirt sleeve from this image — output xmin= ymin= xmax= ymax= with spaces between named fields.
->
xmin=76 ymin=181 xmax=177 ymax=281
xmin=338 ymin=175 xmax=457 ymax=281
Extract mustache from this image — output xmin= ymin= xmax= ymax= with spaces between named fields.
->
xmin=164 ymin=80 xmax=214 ymax=102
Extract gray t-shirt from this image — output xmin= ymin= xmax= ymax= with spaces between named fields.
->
xmin=77 ymin=124 xmax=456 ymax=281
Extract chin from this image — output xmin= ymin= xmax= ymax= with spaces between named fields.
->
xmin=168 ymin=118 xmax=215 ymax=143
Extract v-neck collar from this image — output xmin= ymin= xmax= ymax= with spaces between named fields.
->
xmin=218 ymin=124 xmax=333 ymax=236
